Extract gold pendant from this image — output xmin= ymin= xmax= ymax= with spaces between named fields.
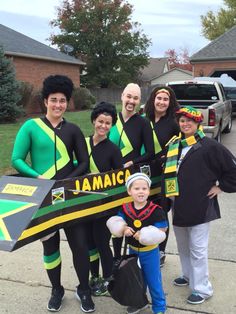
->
xmin=133 ymin=219 xmax=142 ymax=228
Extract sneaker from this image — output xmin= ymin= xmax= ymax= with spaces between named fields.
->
xmin=126 ymin=304 xmax=149 ymax=314
xmin=89 ymin=275 xmax=103 ymax=294
xmin=76 ymin=288 xmax=95 ymax=313
xmin=173 ymin=277 xmax=189 ymax=286
xmin=93 ymin=278 xmax=109 ymax=296
xmin=187 ymin=293 xmax=205 ymax=304
xmin=47 ymin=286 xmax=64 ymax=312
xmin=160 ymin=251 xmax=166 ymax=268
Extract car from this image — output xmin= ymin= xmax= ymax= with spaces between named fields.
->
xmin=194 ymin=76 xmax=236 ymax=113
xmin=224 ymin=86 xmax=236 ymax=113
xmin=167 ymin=79 xmax=232 ymax=142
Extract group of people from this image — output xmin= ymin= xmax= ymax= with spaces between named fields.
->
xmin=11 ymin=74 xmax=236 ymax=314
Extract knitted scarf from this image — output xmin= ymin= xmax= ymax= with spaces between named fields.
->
xmin=164 ymin=127 xmax=205 ymax=197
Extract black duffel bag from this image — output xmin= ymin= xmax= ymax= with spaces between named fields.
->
xmin=108 ymin=240 xmax=148 ymax=307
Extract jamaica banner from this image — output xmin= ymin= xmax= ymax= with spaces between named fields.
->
xmin=0 ymin=159 xmax=162 ymax=252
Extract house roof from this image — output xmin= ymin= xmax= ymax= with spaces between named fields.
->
xmin=190 ymin=25 xmax=236 ymax=62
xmin=152 ymin=67 xmax=192 ymax=80
xmin=139 ymin=57 xmax=169 ymax=81
xmin=0 ymin=24 xmax=85 ymax=65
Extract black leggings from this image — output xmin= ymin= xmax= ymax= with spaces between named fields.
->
xmin=159 ymin=197 xmax=171 ymax=253
xmin=87 ymin=217 xmax=113 ymax=279
xmin=159 ymin=211 xmax=169 ymax=252
xmin=42 ymin=222 xmax=90 ymax=290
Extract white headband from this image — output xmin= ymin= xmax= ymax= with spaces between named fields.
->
xmin=125 ymin=172 xmax=152 ymax=189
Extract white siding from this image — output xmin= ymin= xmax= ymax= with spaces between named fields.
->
xmin=151 ymin=69 xmax=193 ymax=85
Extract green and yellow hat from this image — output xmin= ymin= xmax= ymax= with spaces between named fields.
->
xmin=176 ymin=106 xmax=204 ymax=123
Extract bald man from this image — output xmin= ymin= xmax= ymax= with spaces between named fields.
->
xmin=109 ymin=82 xmax=153 ymax=167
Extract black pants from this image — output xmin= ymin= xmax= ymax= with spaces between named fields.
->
xmin=87 ymin=216 xmax=113 ymax=279
xmin=158 ymin=197 xmax=171 ymax=253
xmin=42 ymin=222 xmax=90 ymax=290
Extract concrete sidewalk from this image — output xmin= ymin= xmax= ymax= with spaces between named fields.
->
xmin=0 ymin=238 xmax=236 ymax=314
xmin=1 ymin=188 xmax=236 ymax=314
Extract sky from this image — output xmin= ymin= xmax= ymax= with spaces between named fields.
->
xmin=0 ymin=0 xmax=224 ymax=57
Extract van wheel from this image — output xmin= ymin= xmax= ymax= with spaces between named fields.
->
xmin=223 ymin=115 xmax=232 ymax=134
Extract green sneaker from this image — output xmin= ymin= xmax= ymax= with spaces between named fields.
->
xmin=93 ymin=278 xmax=109 ymax=296
xmin=89 ymin=275 xmax=103 ymax=295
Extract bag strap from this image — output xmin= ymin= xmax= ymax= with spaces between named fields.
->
xmin=122 ymin=237 xmax=128 ymax=256
xmin=122 ymin=236 xmax=140 ymax=256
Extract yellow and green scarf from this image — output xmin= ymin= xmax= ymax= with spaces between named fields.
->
xmin=164 ymin=127 xmax=205 ymax=197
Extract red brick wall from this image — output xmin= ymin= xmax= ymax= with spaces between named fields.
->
xmin=10 ymin=56 xmax=81 ymax=88
xmin=7 ymin=56 xmax=81 ymax=113
xmin=192 ymin=60 xmax=236 ymax=77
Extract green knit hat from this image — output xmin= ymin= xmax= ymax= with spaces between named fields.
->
xmin=176 ymin=106 xmax=203 ymax=122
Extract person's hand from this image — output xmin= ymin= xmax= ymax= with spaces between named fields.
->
xmin=124 ymin=161 xmax=133 ymax=168
xmin=207 ymin=185 xmax=222 ymax=199
xmin=124 ymin=226 xmax=135 ymax=237
xmin=133 ymin=230 xmax=140 ymax=241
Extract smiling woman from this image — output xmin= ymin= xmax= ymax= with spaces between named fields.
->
xmin=164 ymin=105 xmax=236 ymax=305
xmin=143 ymin=85 xmax=179 ymax=266
xmin=178 ymin=116 xmax=199 ymax=137
xmin=84 ymin=101 xmax=123 ymax=296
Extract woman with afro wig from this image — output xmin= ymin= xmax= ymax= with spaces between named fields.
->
xmin=85 ymin=101 xmax=123 ymax=296
xmin=12 ymin=75 xmax=95 ymax=313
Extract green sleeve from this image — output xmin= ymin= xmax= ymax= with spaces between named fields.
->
xmin=11 ymin=120 xmax=40 ymax=178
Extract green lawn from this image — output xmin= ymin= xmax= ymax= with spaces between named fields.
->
xmin=0 ymin=110 xmax=92 ymax=176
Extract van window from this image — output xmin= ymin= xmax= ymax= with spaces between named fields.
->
xmin=224 ymin=87 xmax=236 ymax=99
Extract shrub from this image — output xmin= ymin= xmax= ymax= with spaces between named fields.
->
xmin=0 ymin=45 xmax=23 ymax=122
xmin=73 ymin=87 xmax=96 ymax=110
xmin=17 ymin=81 xmax=34 ymax=109
xmin=30 ymin=89 xmax=44 ymax=113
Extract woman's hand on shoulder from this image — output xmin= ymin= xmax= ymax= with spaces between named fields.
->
xmin=124 ymin=161 xmax=133 ymax=168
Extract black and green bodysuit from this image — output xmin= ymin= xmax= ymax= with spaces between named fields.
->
xmin=109 ymin=112 xmax=154 ymax=164
xmin=86 ymin=136 xmax=123 ymax=173
xmin=11 ymin=117 xmax=90 ymax=291
xmin=85 ymin=136 xmax=123 ymax=279
xmin=11 ymin=117 xmax=88 ymax=179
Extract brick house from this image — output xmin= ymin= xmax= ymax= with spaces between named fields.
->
xmin=0 ymin=24 xmax=85 ymax=112
xmin=190 ymin=25 xmax=236 ymax=80
xmin=138 ymin=58 xmax=169 ymax=86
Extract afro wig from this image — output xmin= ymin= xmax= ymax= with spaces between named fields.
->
xmin=91 ymin=101 xmax=117 ymax=125
xmin=42 ymin=75 xmax=74 ymax=101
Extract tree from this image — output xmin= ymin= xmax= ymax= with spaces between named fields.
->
xmin=50 ymin=0 xmax=151 ymax=88
xmin=0 ymin=46 xmax=22 ymax=123
xmin=164 ymin=48 xmax=192 ymax=71
xmin=164 ymin=48 xmax=179 ymax=66
xmin=201 ymin=0 xmax=236 ymax=40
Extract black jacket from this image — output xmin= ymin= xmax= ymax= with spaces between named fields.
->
xmin=173 ymin=137 xmax=236 ymax=227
